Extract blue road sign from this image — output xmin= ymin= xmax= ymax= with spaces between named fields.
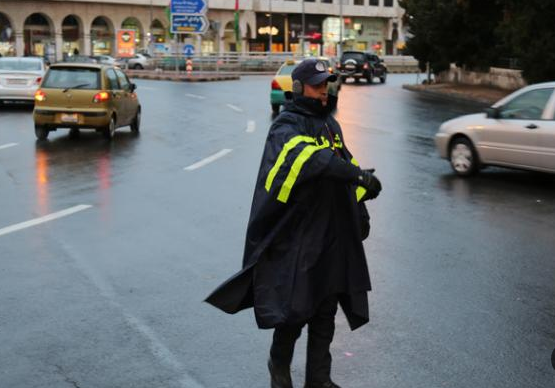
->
xmin=170 ymin=0 xmax=207 ymax=14
xmin=171 ymin=14 xmax=209 ymax=34
xmin=183 ymin=44 xmax=195 ymax=56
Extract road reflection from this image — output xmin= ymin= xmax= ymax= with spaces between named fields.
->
xmin=34 ymin=132 xmax=139 ymax=217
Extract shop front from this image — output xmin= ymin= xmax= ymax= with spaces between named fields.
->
xmin=0 ymin=13 xmax=15 ymax=56
xmin=252 ymin=13 xmax=324 ymax=55
xmin=91 ymin=16 xmax=114 ymax=56
xmin=24 ymin=13 xmax=56 ymax=61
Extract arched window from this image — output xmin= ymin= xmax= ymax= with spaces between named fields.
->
xmin=62 ymin=15 xmax=83 ymax=58
xmin=24 ymin=13 xmax=55 ymax=61
xmin=91 ymin=16 xmax=114 ymax=56
xmin=0 ymin=13 xmax=15 ymax=57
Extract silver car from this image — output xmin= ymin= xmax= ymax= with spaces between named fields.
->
xmin=435 ymin=82 xmax=555 ymax=176
xmin=127 ymin=53 xmax=153 ymax=70
xmin=0 ymin=57 xmax=47 ymax=103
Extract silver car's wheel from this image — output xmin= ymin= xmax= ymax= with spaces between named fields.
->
xmin=450 ymin=138 xmax=478 ymax=176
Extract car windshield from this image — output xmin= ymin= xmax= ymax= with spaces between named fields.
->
xmin=279 ymin=64 xmax=296 ymax=75
xmin=0 ymin=58 xmax=42 ymax=71
xmin=341 ymin=52 xmax=365 ymax=62
xmin=42 ymin=68 xmax=100 ymax=90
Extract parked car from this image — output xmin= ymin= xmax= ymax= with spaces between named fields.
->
xmin=270 ymin=58 xmax=341 ymax=114
xmin=33 ymin=63 xmax=141 ymax=140
xmin=127 ymin=53 xmax=153 ymax=70
xmin=92 ymin=55 xmax=125 ymax=67
xmin=435 ymin=82 xmax=555 ymax=176
xmin=0 ymin=56 xmax=47 ymax=104
xmin=336 ymin=51 xmax=387 ymax=84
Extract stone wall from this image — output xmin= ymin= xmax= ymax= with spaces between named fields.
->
xmin=437 ymin=64 xmax=527 ymax=91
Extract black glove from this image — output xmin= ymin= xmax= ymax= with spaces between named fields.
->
xmin=357 ymin=169 xmax=382 ymax=200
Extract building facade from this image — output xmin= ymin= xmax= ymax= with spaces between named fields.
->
xmin=0 ymin=0 xmax=405 ymax=60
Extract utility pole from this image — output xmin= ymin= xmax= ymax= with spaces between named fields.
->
xmin=149 ymin=0 xmax=153 ymax=54
xmin=269 ymin=0 xmax=272 ymax=53
xmin=301 ymin=0 xmax=305 ymax=56
xmin=338 ymin=0 xmax=343 ymax=58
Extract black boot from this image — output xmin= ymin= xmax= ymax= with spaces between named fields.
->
xmin=305 ymin=380 xmax=341 ymax=388
xmin=268 ymin=358 xmax=294 ymax=388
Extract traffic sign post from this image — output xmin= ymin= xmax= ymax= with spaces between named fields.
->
xmin=171 ymin=14 xmax=209 ymax=35
xmin=183 ymin=44 xmax=195 ymax=56
xmin=171 ymin=0 xmax=207 ymax=15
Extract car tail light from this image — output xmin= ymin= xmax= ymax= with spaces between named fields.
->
xmin=363 ymin=63 xmax=369 ymax=70
xmin=328 ymin=67 xmax=334 ymax=73
xmin=35 ymin=77 xmax=42 ymax=85
xmin=93 ymin=91 xmax=110 ymax=103
xmin=336 ymin=63 xmax=342 ymax=70
xmin=271 ymin=80 xmax=282 ymax=90
xmin=34 ymin=90 xmax=46 ymax=102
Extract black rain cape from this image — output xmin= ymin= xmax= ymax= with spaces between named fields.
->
xmin=206 ymin=94 xmax=372 ymax=331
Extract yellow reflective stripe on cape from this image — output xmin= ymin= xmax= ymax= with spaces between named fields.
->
xmin=277 ymin=140 xmax=330 ymax=203
xmin=265 ymin=135 xmax=316 ymax=192
xmin=351 ymin=157 xmax=367 ymax=202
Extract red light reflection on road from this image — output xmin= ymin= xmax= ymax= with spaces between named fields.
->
xmin=35 ymin=149 xmax=50 ymax=215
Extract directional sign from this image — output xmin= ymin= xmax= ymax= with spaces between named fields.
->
xmin=183 ymin=44 xmax=195 ymax=56
xmin=171 ymin=14 xmax=209 ymax=34
xmin=171 ymin=0 xmax=207 ymax=15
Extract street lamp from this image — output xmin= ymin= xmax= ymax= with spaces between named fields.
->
xmin=339 ymin=0 xmax=343 ymax=58
xmin=301 ymin=0 xmax=305 ymax=55
xmin=269 ymin=0 xmax=272 ymax=53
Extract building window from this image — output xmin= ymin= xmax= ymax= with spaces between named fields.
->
xmin=369 ymin=0 xmax=379 ymax=5
xmin=321 ymin=0 xmax=333 ymax=3
xmin=354 ymin=0 xmax=364 ymax=5
xmin=384 ymin=0 xmax=394 ymax=6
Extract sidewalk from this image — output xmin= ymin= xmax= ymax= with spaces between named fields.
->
xmin=403 ymin=83 xmax=512 ymax=105
xmin=126 ymin=70 xmax=240 ymax=82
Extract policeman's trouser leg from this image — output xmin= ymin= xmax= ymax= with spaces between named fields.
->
xmin=305 ymin=296 xmax=339 ymax=384
xmin=270 ymin=324 xmax=303 ymax=366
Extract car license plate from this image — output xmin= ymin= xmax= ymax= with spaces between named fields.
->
xmin=7 ymin=78 xmax=27 ymax=85
xmin=345 ymin=64 xmax=355 ymax=70
xmin=61 ymin=113 xmax=79 ymax=123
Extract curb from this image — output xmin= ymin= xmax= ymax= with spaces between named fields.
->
xmin=127 ymin=73 xmax=240 ymax=82
xmin=402 ymin=84 xmax=505 ymax=106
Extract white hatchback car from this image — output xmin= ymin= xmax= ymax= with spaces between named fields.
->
xmin=435 ymin=82 xmax=555 ymax=176
xmin=0 ymin=57 xmax=47 ymax=104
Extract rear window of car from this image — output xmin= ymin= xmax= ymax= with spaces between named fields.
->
xmin=341 ymin=52 xmax=366 ymax=62
xmin=0 ymin=58 xmax=42 ymax=71
xmin=279 ymin=64 xmax=296 ymax=75
xmin=42 ymin=67 xmax=100 ymax=89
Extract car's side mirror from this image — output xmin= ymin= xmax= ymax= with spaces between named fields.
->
xmin=130 ymin=83 xmax=137 ymax=92
xmin=485 ymin=107 xmax=500 ymax=119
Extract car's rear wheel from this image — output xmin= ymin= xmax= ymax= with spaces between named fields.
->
xmin=35 ymin=125 xmax=49 ymax=140
xmin=449 ymin=137 xmax=479 ymax=176
xmin=103 ymin=116 xmax=116 ymax=140
xmin=133 ymin=64 xmax=143 ymax=70
xmin=380 ymin=73 xmax=387 ymax=84
xmin=69 ymin=128 xmax=80 ymax=138
xmin=367 ymin=72 xmax=374 ymax=84
xmin=131 ymin=107 xmax=141 ymax=133
xmin=272 ymin=104 xmax=280 ymax=115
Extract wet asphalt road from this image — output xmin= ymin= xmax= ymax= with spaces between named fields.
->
xmin=1 ymin=74 xmax=554 ymax=388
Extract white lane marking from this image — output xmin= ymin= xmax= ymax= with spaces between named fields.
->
xmin=0 ymin=143 xmax=18 ymax=150
xmin=0 ymin=204 xmax=92 ymax=238
xmin=186 ymin=93 xmax=206 ymax=100
xmin=184 ymin=149 xmax=233 ymax=171
xmin=226 ymin=103 xmax=243 ymax=113
xmin=246 ymin=120 xmax=256 ymax=133
xmin=57 ymin=239 xmax=205 ymax=388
